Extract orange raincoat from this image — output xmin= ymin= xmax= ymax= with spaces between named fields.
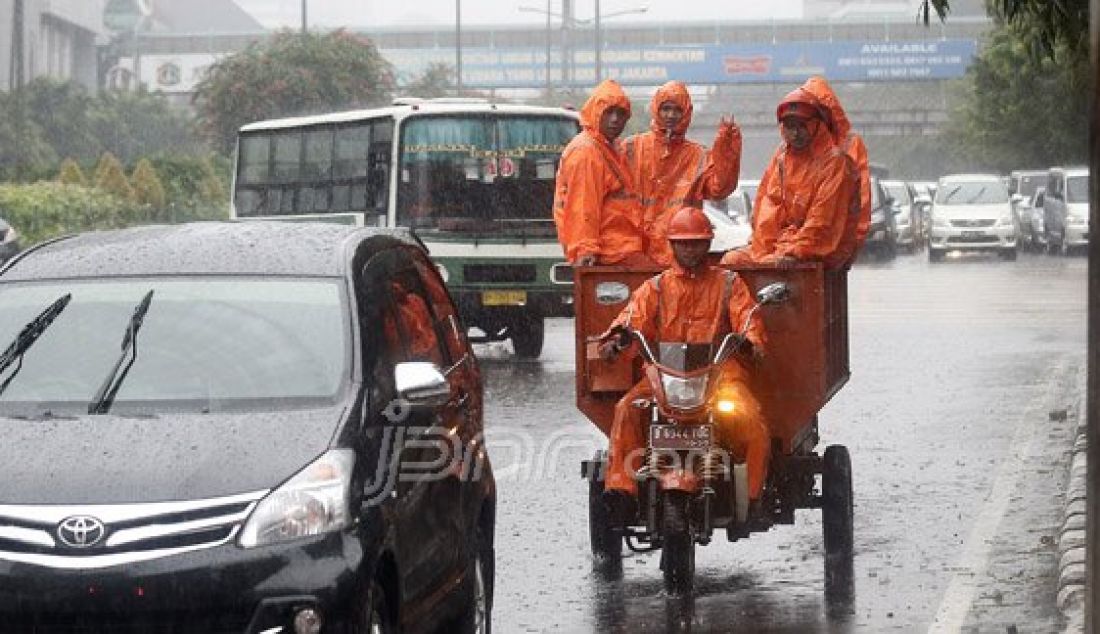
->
xmin=621 ymin=81 xmax=742 ymax=267
xmin=383 ymin=283 xmax=443 ymax=365
xmin=553 ymin=80 xmax=645 ymax=264
xmin=603 ymin=262 xmax=770 ymax=500
xmin=723 ymin=83 xmax=854 ymax=267
xmin=803 ymin=76 xmax=870 ymax=268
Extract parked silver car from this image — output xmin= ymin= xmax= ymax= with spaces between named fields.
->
xmin=928 ymin=174 xmax=1018 ymax=262
xmin=1042 ymin=166 xmax=1090 ymax=255
xmin=0 ymin=218 xmax=19 ymax=265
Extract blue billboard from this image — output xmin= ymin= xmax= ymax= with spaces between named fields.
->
xmin=383 ymin=38 xmax=977 ymax=88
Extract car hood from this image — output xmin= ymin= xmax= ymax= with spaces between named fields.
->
xmin=0 ymin=407 xmax=346 ymax=504
xmin=933 ymin=203 xmax=1010 ymax=221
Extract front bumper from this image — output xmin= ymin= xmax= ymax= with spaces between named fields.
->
xmin=929 ymin=223 xmax=1016 ymax=251
xmin=1065 ymin=222 xmax=1090 ymax=247
xmin=0 ymin=530 xmax=369 ymax=633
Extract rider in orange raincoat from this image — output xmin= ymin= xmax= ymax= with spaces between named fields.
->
xmin=599 ymin=207 xmax=769 ymax=516
xmin=722 ymin=83 xmax=854 ymax=267
xmin=803 ymin=76 xmax=870 ymax=268
xmin=620 ymin=81 xmax=742 ymax=267
xmin=553 ymin=80 xmax=649 ymax=266
xmin=382 ymin=280 xmax=443 ymax=365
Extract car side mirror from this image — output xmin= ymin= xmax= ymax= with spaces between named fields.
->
xmin=394 ymin=362 xmax=450 ymax=409
xmin=755 ymin=282 xmax=791 ymax=305
xmin=1011 ymin=193 xmax=1024 ymax=204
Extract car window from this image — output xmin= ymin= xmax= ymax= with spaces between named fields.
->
xmin=367 ymin=248 xmax=448 ymax=367
xmin=0 ymin=278 xmax=349 ymax=414
xmin=1066 ymin=175 xmax=1089 ymax=203
xmin=936 ymin=181 xmax=1009 ymax=204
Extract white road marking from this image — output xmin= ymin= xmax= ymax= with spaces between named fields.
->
xmin=926 ymin=359 xmax=1072 ymax=633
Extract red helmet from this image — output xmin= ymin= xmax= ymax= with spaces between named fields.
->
xmin=666 ymin=207 xmax=714 ymax=241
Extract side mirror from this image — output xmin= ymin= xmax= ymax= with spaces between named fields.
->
xmin=755 ymin=282 xmax=791 ymax=306
xmin=1011 ymin=193 xmax=1024 ymax=204
xmin=394 ymin=362 xmax=450 ymax=409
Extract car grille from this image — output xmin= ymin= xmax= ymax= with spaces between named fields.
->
xmin=947 ymin=234 xmax=999 ymax=244
xmin=949 ymin=219 xmax=996 ymax=228
xmin=0 ymin=490 xmax=266 ymax=569
xmin=463 ymin=264 xmax=536 ymax=283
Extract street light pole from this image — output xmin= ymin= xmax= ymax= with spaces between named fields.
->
xmin=300 ymin=0 xmax=307 ymax=34
xmin=545 ymin=0 xmax=552 ymax=95
xmin=594 ymin=0 xmax=601 ymax=83
xmin=456 ymin=0 xmax=463 ymax=91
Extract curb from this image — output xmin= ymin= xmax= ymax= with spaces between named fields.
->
xmin=1058 ymin=413 xmax=1087 ymax=633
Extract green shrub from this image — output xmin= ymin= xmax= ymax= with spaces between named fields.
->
xmin=57 ymin=158 xmax=87 ymax=186
xmin=94 ymin=152 xmax=135 ymax=202
xmin=0 ymin=183 xmax=139 ymax=245
xmin=131 ymin=158 xmax=167 ymax=210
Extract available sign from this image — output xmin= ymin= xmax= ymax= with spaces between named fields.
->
xmin=383 ymin=38 xmax=977 ymax=88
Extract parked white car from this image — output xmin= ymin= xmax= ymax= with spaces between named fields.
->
xmin=1042 ymin=166 xmax=1089 ymax=255
xmin=703 ymin=205 xmax=751 ymax=253
xmin=928 ymin=174 xmax=1018 ymax=262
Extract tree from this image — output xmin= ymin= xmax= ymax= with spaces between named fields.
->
xmin=94 ymin=152 xmax=135 ymax=202
xmin=130 ymin=158 xmax=167 ymax=209
xmin=194 ymin=30 xmax=396 ymax=152
xmin=88 ymin=88 xmax=203 ymax=165
xmin=57 ymin=158 xmax=87 ymax=186
xmin=403 ymin=63 xmax=456 ymax=99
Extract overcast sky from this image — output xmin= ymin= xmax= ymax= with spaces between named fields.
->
xmin=234 ymin=0 xmax=804 ymax=29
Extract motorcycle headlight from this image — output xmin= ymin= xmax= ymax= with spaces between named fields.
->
xmin=239 ymin=449 xmax=354 ymax=548
xmin=661 ymin=374 xmax=709 ymax=410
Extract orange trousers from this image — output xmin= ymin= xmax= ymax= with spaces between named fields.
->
xmin=605 ymin=376 xmax=770 ymax=501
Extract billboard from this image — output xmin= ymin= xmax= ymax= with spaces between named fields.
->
xmin=384 ymin=39 xmax=978 ymax=88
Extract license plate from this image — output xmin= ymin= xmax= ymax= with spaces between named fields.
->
xmin=962 ymin=230 xmax=985 ymax=238
xmin=481 ymin=290 xmax=527 ymax=306
xmin=649 ymin=424 xmax=713 ymax=450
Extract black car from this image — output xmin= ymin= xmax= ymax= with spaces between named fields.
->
xmin=0 ymin=217 xmax=19 ymax=263
xmin=0 ymin=222 xmax=495 ymax=633
xmin=861 ymin=174 xmax=899 ymax=260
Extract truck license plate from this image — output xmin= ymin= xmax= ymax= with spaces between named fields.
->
xmin=649 ymin=424 xmax=713 ymax=450
xmin=481 ymin=290 xmax=527 ymax=306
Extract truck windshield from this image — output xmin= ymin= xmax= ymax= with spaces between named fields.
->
xmin=0 ymin=278 xmax=348 ymax=414
xmin=397 ymin=115 xmax=578 ymax=237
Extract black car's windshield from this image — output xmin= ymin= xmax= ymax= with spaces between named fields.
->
xmin=396 ymin=114 xmax=578 ymax=237
xmin=0 ymin=277 xmax=349 ymax=414
xmin=1066 ymin=175 xmax=1090 ymax=203
xmin=936 ymin=181 xmax=1009 ymax=205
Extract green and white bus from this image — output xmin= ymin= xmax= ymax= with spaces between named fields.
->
xmin=232 ymin=98 xmax=579 ymax=358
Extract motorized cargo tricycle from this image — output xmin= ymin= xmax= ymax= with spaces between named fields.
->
xmin=575 ymin=262 xmax=854 ymax=594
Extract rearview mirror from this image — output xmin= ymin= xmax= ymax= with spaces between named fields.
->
xmin=394 ymin=362 xmax=450 ymax=408
xmin=755 ymin=282 xmax=791 ymax=306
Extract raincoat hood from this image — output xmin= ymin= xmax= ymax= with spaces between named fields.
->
xmin=776 ymin=86 xmax=833 ymax=154
xmin=802 ymin=75 xmax=852 ymax=142
xmin=579 ymin=79 xmax=632 ymax=143
xmin=649 ymin=80 xmax=693 ymax=138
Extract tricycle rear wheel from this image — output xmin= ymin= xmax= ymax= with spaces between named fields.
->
xmin=822 ymin=444 xmax=854 ymax=597
xmin=588 ymin=451 xmax=622 ymax=565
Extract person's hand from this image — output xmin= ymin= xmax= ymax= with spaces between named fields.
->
xmin=598 ymin=339 xmax=621 ymax=362
xmin=718 ymin=114 xmax=736 ymax=128
xmin=576 ymin=254 xmax=598 ymax=267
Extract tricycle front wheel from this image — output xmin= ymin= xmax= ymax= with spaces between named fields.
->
xmin=661 ymin=491 xmax=695 ymax=594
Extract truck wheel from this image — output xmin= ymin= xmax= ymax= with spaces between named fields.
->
xmin=822 ymin=445 xmax=854 ymax=598
xmin=510 ymin=315 xmax=544 ymax=359
xmin=661 ymin=492 xmax=695 ymax=594
xmin=588 ymin=452 xmax=622 ymax=568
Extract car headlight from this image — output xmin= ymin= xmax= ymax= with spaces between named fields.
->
xmin=932 ymin=215 xmax=949 ymax=228
xmin=996 ymin=213 xmax=1015 ymax=227
xmin=238 ymin=449 xmax=354 ymax=548
xmin=1067 ymin=214 xmax=1088 ymax=225
xmin=895 ymin=212 xmax=910 ymax=226
xmin=661 ymin=374 xmax=708 ymax=410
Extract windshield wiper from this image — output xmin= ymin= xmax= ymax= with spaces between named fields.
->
xmin=88 ymin=290 xmax=154 ymax=415
xmin=0 ymin=294 xmax=73 ymax=398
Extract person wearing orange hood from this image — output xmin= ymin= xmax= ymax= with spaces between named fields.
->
xmin=722 ymin=80 xmax=854 ymax=267
xmin=598 ymin=207 xmax=770 ymax=520
xmin=621 ymin=81 xmax=742 ymax=267
xmin=553 ymin=80 xmax=649 ymax=266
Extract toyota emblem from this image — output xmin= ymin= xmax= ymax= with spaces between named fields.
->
xmin=57 ymin=516 xmax=106 ymax=549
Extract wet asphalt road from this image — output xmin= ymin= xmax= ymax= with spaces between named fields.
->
xmin=473 ymin=248 xmax=1089 ymax=633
